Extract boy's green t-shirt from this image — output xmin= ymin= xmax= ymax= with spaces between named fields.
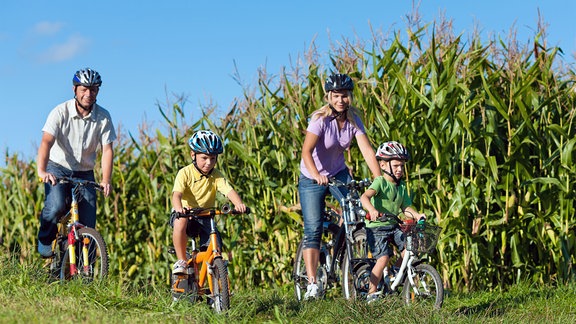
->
xmin=365 ymin=176 xmax=412 ymax=229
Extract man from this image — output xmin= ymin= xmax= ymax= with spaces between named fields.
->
xmin=37 ymin=67 xmax=116 ymax=257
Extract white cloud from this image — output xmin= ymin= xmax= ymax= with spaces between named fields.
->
xmin=32 ymin=21 xmax=65 ymax=36
xmin=35 ymin=34 xmax=90 ymax=63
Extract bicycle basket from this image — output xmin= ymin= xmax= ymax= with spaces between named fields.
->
xmin=405 ymin=224 xmax=441 ymax=254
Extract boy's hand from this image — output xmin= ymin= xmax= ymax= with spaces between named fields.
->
xmin=234 ymin=203 xmax=247 ymax=213
xmin=367 ymin=209 xmax=379 ymax=221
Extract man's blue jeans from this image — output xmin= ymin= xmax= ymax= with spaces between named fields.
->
xmin=37 ymin=161 xmax=97 ymax=246
xmin=298 ymin=169 xmax=351 ymax=250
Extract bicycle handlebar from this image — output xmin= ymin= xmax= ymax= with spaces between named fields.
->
xmin=39 ymin=176 xmax=104 ymax=191
xmin=173 ymin=205 xmax=251 ymax=219
xmin=316 ymin=177 xmax=372 ymax=191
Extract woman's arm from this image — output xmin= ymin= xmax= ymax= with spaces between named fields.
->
xmin=356 ymin=134 xmax=382 ymax=178
xmin=301 ymin=131 xmax=328 ymax=185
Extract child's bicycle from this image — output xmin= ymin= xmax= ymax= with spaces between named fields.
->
xmin=292 ymin=178 xmax=371 ymax=301
xmin=343 ymin=215 xmax=444 ymax=309
xmin=44 ymin=177 xmax=109 ymax=281
xmin=169 ymin=204 xmax=251 ymax=313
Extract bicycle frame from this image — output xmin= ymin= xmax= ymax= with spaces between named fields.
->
xmin=171 ymin=205 xmax=250 ymax=312
xmin=293 ymin=178 xmax=370 ymax=301
xmin=46 ymin=177 xmax=107 ymax=280
xmin=174 ymin=213 xmax=224 ymax=297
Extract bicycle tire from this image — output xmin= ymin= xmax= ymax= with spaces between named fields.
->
xmin=340 ymin=228 xmax=368 ymax=300
xmin=48 ymin=230 xmax=67 ymax=279
xmin=170 ymin=271 xmax=199 ymax=303
xmin=402 ymin=263 xmax=444 ymax=309
xmin=293 ymin=221 xmax=340 ymax=301
xmin=210 ymin=258 xmax=230 ymax=313
xmin=60 ymin=227 xmax=108 ymax=281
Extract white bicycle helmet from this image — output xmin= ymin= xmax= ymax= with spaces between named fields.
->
xmin=376 ymin=141 xmax=410 ymax=161
xmin=188 ymin=130 xmax=223 ymax=154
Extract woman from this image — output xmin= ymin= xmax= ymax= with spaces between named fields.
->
xmin=298 ymin=73 xmax=381 ymax=299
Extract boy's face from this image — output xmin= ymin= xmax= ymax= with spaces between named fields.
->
xmin=192 ymin=152 xmax=218 ymax=174
xmin=381 ymin=159 xmax=405 ymax=179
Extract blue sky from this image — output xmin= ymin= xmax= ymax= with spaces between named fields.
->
xmin=1 ymin=1 xmax=574 ymax=166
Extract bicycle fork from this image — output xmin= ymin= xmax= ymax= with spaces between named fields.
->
xmin=66 ymin=200 xmax=91 ymax=276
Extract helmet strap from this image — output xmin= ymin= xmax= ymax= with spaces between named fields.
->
xmin=74 ymin=95 xmax=94 ymax=114
xmin=383 ymin=161 xmax=402 ymax=185
xmin=329 ymin=104 xmax=348 ymax=120
xmin=191 ymin=155 xmax=215 ymax=177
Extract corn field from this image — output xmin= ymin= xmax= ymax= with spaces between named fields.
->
xmin=1 ymin=19 xmax=575 ymax=293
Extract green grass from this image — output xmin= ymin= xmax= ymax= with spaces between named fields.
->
xmin=1 ymin=254 xmax=575 ymax=323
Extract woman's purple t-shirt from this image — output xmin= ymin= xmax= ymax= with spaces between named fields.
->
xmin=300 ymin=113 xmax=366 ymax=178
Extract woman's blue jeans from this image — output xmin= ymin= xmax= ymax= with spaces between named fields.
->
xmin=298 ymin=169 xmax=351 ymax=250
xmin=37 ymin=161 xmax=97 ymax=246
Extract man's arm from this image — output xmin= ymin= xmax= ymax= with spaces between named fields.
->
xmin=37 ymin=132 xmax=56 ymax=185
xmin=100 ymin=142 xmax=114 ymax=197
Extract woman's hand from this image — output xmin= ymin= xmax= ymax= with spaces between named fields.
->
xmin=313 ymin=174 xmax=329 ymax=186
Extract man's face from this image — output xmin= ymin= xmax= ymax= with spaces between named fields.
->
xmin=74 ymin=85 xmax=99 ymax=108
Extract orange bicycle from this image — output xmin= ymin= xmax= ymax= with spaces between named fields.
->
xmin=169 ymin=204 xmax=250 ymax=313
xmin=44 ymin=177 xmax=108 ymax=281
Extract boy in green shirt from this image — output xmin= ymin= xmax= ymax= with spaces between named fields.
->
xmin=360 ymin=141 xmax=425 ymax=302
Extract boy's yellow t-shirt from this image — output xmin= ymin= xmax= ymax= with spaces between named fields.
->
xmin=172 ymin=164 xmax=233 ymax=208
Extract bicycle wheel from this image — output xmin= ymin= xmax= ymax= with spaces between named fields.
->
xmin=341 ymin=229 xmax=368 ymax=300
xmin=60 ymin=227 xmax=108 ymax=281
xmin=171 ymin=271 xmax=199 ymax=303
xmin=210 ymin=258 xmax=230 ymax=313
xmin=48 ymin=230 xmax=67 ymax=279
xmin=403 ymin=263 xmax=443 ymax=309
xmin=292 ymin=240 xmax=307 ymax=301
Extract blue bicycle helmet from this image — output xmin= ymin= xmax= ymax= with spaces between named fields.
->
xmin=73 ymin=68 xmax=102 ymax=87
xmin=188 ymin=130 xmax=223 ymax=154
xmin=324 ymin=73 xmax=354 ymax=92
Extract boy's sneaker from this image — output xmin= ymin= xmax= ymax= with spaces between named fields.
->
xmin=172 ymin=260 xmax=187 ymax=274
xmin=304 ymin=283 xmax=319 ymax=300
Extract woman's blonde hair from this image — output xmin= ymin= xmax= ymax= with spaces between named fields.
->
xmin=310 ymin=90 xmax=360 ymax=128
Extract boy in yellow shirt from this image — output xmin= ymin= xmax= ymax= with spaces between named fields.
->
xmin=170 ymin=130 xmax=246 ymax=274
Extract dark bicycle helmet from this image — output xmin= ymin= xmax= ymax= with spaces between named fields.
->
xmin=73 ymin=68 xmax=102 ymax=87
xmin=188 ymin=130 xmax=224 ymax=154
xmin=376 ymin=141 xmax=410 ymax=161
xmin=324 ymin=73 xmax=354 ymax=92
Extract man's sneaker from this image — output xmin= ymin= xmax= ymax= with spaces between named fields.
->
xmin=38 ymin=240 xmax=53 ymax=258
xmin=172 ymin=260 xmax=187 ymax=274
xmin=304 ymin=283 xmax=319 ymax=300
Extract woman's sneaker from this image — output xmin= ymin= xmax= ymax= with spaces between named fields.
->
xmin=304 ymin=283 xmax=319 ymax=300
xmin=172 ymin=260 xmax=187 ymax=274
xmin=366 ymin=292 xmax=380 ymax=304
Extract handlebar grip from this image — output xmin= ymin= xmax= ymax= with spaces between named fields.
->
xmin=232 ymin=207 xmax=251 ymax=215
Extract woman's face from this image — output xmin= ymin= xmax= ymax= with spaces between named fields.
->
xmin=329 ymin=90 xmax=350 ymax=111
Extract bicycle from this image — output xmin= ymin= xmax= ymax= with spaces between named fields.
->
xmin=169 ymin=204 xmax=251 ymax=313
xmin=44 ymin=177 xmax=109 ymax=281
xmin=342 ymin=215 xmax=444 ymax=309
xmin=293 ymin=177 xmax=371 ymax=301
